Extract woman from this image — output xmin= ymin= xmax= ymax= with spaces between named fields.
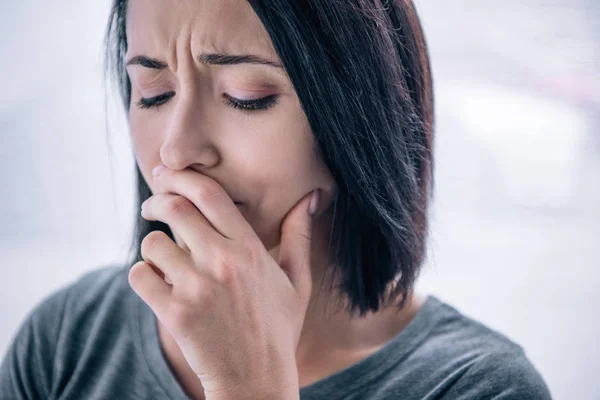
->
xmin=0 ymin=0 xmax=552 ymax=399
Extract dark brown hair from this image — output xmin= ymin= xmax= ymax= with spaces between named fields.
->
xmin=104 ymin=0 xmax=434 ymax=317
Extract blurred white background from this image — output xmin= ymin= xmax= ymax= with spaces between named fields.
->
xmin=1 ymin=1 xmax=599 ymax=399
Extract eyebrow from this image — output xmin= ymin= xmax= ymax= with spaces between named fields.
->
xmin=125 ymin=53 xmax=283 ymax=69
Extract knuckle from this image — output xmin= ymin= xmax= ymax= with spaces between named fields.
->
xmin=186 ymin=277 xmax=214 ymax=307
xmin=128 ymin=261 xmax=148 ymax=283
xmin=141 ymin=230 xmax=168 ymax=257
xmin=193 ymin=180 xmax=224 ymax=203
xmin=297 ymin=229 xmax=311 ymax=243
xmin=286 ymin=220 xmax=311 ymax=243
xmin=240 ymin=234 xmax=260 ymax=266
xmin=215 ymin=253 xmax=239 ymax=285
xmin=163 ymin=196 xmax=193 ymax=219
xmin=170 ymin=278 xmax=213 ymax=326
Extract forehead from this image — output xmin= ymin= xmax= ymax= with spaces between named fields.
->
xmin=126 ymin=0 xmax=278 ymax=62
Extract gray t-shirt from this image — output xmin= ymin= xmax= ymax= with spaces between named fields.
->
xmin=0 ymin=265 xmax=552 ymax=399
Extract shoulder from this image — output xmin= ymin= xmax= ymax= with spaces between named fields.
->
xmin=26 ymin=264 xmax=129 ymax=311
xmin=0 ymin=264 xmax=133 ymax=399
xmin=61 ymin=264 xmax=132 ymax=317
xmin=310 ymin=295 xmax=552 ymax=400
xmin=421 ymin=296 xmax=553 ymax=399
xmin=35 ymin=264 xmax=135 ymax=347
xmin=5 ymin=263 xmax=131 ymax=354
xmin=440 ymin=349 xmax=553 ymax=399
xmin=425 ymin=296 xmax=526 ymax=354
xmin=27 ymin=264 xmax=131 ymax=333
xmin=9 ymin=263 xmax=130 ymax=345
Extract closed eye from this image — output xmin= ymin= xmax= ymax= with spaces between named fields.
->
xmin=135 ymin=92 xmax=279 ymax=113
xmin=136 ymin=92 xmax=175 ymax=109
xmin=222 ymin=93 xmax=278 ymax=112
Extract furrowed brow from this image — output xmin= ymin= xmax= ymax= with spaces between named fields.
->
xmin=125 ymin=53 xmax=283 ymax=69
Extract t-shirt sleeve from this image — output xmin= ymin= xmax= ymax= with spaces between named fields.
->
xmin=0 ymin=285 xmax=71 ymax=400
xmin=440 ymin=350 xmax=553 ymax=399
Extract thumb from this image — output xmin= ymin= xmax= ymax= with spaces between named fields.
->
xmin=278 ymin=189 xmax=320 ymax=298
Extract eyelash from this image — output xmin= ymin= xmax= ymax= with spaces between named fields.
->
xmin=135 ymin=92 xmax=278 ymax=113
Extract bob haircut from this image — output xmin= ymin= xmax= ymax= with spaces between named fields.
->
xmin=104 ymin=0 xmax=434 ymax=318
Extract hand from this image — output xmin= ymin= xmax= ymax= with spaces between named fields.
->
xmin=128 ymin=165 xmax=320 ymax=398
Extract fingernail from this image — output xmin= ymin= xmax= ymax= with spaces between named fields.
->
xmin=152 ymin=165 xmax=164 ymax=177
xmin=308 ymin=189 xmax=320 ymax=216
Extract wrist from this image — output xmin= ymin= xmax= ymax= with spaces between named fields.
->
xmin=205 ymin=371 xmax=299 ymax=400
xmin=206 ymin=383 xmax=299 ymax=400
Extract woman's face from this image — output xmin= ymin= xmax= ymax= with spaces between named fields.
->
xmin=125 ymin=0 xmax=336 ymax=252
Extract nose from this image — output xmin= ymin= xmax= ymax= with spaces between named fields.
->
xmin=159 ymin=91 xmax=220 ymax=170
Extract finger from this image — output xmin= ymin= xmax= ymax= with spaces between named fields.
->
xmin=140 ymin=229 xmax=194 ymax=287
xmin=278 ymin=189 xmax=320 ymax=299
xmin=128 ymin=261 xmax=172 ymax=318
xmin=142 ymin=193 xmax=223 ymax=259
xmin=152 ymin=166 xmax=253 ymax=241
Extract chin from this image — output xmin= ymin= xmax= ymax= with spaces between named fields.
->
xmin=250 ymin=219 xmax=282 ymax=254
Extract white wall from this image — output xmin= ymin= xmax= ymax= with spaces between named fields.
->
xmin=1 ymin=1 xmax=599 ymax=399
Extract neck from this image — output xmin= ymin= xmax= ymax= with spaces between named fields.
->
xmin=268 ymin=205 xmax=420 ymax=369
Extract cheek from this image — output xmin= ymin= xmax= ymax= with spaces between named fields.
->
xmin=242 ymin=125 xmax=320 ymax=189
xmin=250 ymin=128 xmax=332 ymax=213
xmin=249 ymin=142 xmax=333 ymax=251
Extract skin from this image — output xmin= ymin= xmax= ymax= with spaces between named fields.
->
xmin=125 ymin=0 xmax=425 ymax=399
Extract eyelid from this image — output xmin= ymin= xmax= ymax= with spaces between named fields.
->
xmin=222 ymin=93 xmax=279 ymax=112
xmin=135 ymin=91 xmax=279 ymax=112
xmin=223 ymin=92 xmax=273 ymax=100
xmin=136 ymin=91 xmax=175 ymax=109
